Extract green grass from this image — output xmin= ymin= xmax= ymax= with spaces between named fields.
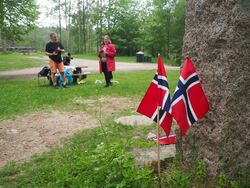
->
xmin=0 ymin=70 xmax=180 ymax=187
xmin=0 ymin=52 xmax=47 ymax=71
xmin=0 ymin=53 xmax=179 ymax=72
xmin=0 ymin=70 xmax=179 ymax=119
xmin=0 ymin=70 xmax=247 ymax=187
xmin=0 ymin=120 xmax=157 ymax=187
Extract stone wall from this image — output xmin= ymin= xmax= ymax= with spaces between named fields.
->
xmin=178 ymin=0 xmax=250 ymax=180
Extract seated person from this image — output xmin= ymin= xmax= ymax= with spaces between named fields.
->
xmin=63 ymin=52 xmax=73 ymax=65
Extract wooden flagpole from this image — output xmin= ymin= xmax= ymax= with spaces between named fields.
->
xmin=157 ymin=106 xmax=161 ymax=188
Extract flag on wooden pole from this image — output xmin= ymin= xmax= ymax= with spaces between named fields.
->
xmin=137 ymin=56 xmax=173 ymax=136
xmin=171 ymin=57 xmax=209 ymax=135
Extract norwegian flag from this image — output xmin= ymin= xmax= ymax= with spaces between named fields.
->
xmin=137 ymin=56 xmax=172 ymax=136
xmin=171 ymin=57 xmax=209 ymax=136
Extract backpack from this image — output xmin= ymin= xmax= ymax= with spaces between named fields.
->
xmin=63 ymin=56 xmax=71 ymax=65
xmin=38 ymin=66 xmax=50 ymax=77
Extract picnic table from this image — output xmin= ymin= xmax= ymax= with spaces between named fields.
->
xmin=71 ymin=66 xmax=90 ymax=83
xmin=38 ymin=65 xmax=91 ymax=86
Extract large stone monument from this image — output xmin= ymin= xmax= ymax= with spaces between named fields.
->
xmin=179 ymin=0 xmax=250 ymax=181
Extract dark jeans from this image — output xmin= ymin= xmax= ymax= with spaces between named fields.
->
xmin=101 ymin=62 xmax=113 ymax=85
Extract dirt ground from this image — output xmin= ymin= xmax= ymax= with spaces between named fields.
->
xmin=0 ymin=111 xmax=98 ymax=168
xmin=0 ymin=97 xmax=135 ymax=168
xmin=75 ymin=96 xmax=137 ymax=119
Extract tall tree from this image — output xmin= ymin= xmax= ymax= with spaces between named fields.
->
xmin=58 ymin=0 xmax=62 ymax=40
xmin=140 ymin=0 xmax=185 ymax=63
xmin=0 ymin=0 xmax=38 ymax=51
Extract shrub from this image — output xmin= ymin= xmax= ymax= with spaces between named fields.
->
xmin=164 ymin=169 xmax=191 ymax=188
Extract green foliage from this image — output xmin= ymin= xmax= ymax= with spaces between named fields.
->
xmin=92 ymin=0 xmax=142 ymax=56
xmin=194 ymin=160 xmax=206 ymax=181
xmin=217 ymin=171 xmax=228 ymax=188
xmin=0 ymin=162 xmax=20 ymax=178
xmin=0 ymin=0 xmax=39 ymax=45
xmin=164 ymin=169 xmax=191 ymax=188
xmin=0 ymin=121 xmax=156 ymax=187
xmin=83 ymin=142 xmax=155 ymax=187
xmin=217 ymin=169 xmax=250 ymax=188
xmin=230 ymin=180 xmax=240 ymax=188
xmin=13 ymin=0 xmax=186 ymax=60
xmin=235 ymin=168 xmax=250 ymax=188
xmin=16 ymin=27 xmax=57 ymax=51
xmin=140 ymin=0 xmax=186 ymax=64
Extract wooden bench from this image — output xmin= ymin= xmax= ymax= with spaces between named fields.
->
xmin=21 ymin=50 xmax=31 ymax=55
xmin=71 ymin=66 xmax=90 ymax=83
xmin=38 ymin=66 xmax=91 ymax=86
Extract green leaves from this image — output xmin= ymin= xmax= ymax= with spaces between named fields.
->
xmin=0 ymin=0 xmax=38 ymax=42
xmin=140 ymin=0 xmax=185 ymax=62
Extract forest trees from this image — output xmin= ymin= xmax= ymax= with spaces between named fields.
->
xmin=72 ymin=0 xmax=185 ymax=63
xmin=0 ymin=0 xmax=39 ymax=51
xmin=14 ymin=0 xmax=185 ymax=64
xmin=141 ymin=0 xmax=186 ymax=62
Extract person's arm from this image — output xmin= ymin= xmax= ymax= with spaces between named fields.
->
xmin=45 ymin=43 xmax=57 ymax=56
xmin=45 ymin=51 xmax=57 ymax=56
xmin=57 ymin=43 xmax=65 ymax=53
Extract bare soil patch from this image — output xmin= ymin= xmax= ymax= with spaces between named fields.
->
xmin=73 ymin=96 xmax=137 ymax=119
xmin=0 ymin=110 xmax=98 ymax=168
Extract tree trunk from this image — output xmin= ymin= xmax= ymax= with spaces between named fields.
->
xmin=82 ymin=0 xmax=87 ymax=54
xmin=180 ymin=0 xmax=250 ymax=183
xmin=100 ymin=0 xmax=103 ymax=39
xmin=1 ymin=35 xmax=6 ymax=52
xmin=77 ymin=0 xmax=81 ymax=53
xmin=166 ymin=8 xmax=171 ymax=59
xmin=68 ymin=0 xmax=72 ymax=52
xmin=0 ymin=0 xmax=5 ymax=52
xmin=96 ymin=0 xmax=99 ymax=52
xmin=58 ymin=0 xmax=62 ymax=40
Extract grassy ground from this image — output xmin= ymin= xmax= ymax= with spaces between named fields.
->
xmin=0 ymin=71 xmax=248 ymax=187
xmin=0 ymin=53 xmax=179 ymax=72
xmin=0 ymin=70 xmax=179 ymax=187
xmin=0 ymin=70 xmax=179 ymax=120
xmin=0 ymin=119 xmax=157 ymax=187
xmin=0 ymin=52 xmax=46 ymax=71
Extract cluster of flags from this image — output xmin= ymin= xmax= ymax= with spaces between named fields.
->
xmin=137 ymin=56 xmax=209 ymax=138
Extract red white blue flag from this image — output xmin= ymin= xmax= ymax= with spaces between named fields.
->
xmin=171 ymin=57 xmax=209 ymax=135
xmin=137 ymin=56 xmax=173 ymax=136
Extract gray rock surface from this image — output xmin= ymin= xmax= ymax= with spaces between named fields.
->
xmin=115 ymin=115 xmax=154 ymax=126
xmin=179 ymin=0 xmax=250 ymax=180
xmin=132 ymin=145 xmax=176 ymax=168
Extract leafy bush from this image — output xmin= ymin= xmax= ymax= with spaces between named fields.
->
xmin=164 ymin=169 xmax=191 ymax=188
xmin=11 ymin=141 xmax=156 ymax=188
xmin=217 ymin=169 xmax=250 ymax=188
xmin=195 ymin=160 xmax=206 ymax=181
xmin=217 ymin=171 xmax=228 ymax=188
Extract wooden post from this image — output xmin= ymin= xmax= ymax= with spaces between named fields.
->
xmin=156 ymin=106 xmax=161 ymax=188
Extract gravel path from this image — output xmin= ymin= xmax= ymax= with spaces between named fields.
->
xmin=0 ymin=57 xmax=179 ymax=77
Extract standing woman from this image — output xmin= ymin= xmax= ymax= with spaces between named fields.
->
xmin=98 ymin=35 xmax=116 ymax=87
